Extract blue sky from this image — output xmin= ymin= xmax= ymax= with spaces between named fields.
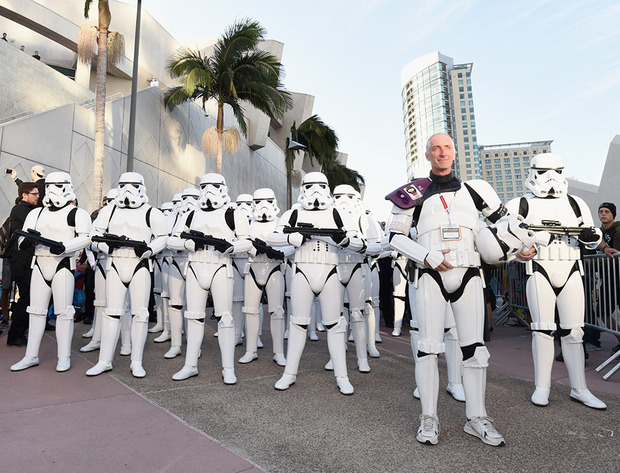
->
xmin=132 ymin=0 xmax=619 ymax=219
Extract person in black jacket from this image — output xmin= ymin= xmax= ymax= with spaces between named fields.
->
xmin=9 ymin=165 xmax=46 ymax=207
xmin=6 ymin=182 xmax=39 ymax=345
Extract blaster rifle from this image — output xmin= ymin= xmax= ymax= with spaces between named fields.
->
xmin=252 ymin=238 xmax=284 ymax=260
xmin=91 ymin=233 xmax=150 ymax=256
xmin=526 ymin=220 xmax=592 ymax=237
xmin=180 ymin=230 xmax=233 ymax=254
xmin=283 ymin=222 xmax=346 ymax=243
xmin=15 ymin=228 xmax=65 ymax=255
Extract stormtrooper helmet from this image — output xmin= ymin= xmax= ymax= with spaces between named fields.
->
xmin=103 ymin=188 xmax=118 ymax=205
xmin=199 ymin=173 xmax=230 ymax=210
xmin=253 ymin=188 xmax=279 ymax=222
xmin=171 ymin=192 xmax=183 ymax=213
xmin=298 ymin=172 xmax=332 ymax=210
xmin=333 ymin=184 xmax=361 ymax=214
xmin=179 ymin=187 xmax=200 ymax=214
xmin=43 ymin=172 xmax=75 ymax=208
xmin=160 ymin=201 xmax=174 ymax=215
xmin=525 ymin=153 xmax=567 ymax=198
xmin=116 ymin=172 xmax=148 ymax=208
xmin=236 ymin=193 xmax=253 ymax=213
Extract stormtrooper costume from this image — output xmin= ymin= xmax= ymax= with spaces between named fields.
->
xmin=168 ymin=173 xmax=252 ymax=385
xmin=388 ymin=164 xmax=509 ymax=446
xmin=160 ymin=189 xmax=200 ymax=359
xmin=11 ymin=172 xmax=91 ymax=372
xmin=231 ymin=194 xmax=254 ymax=346
xmin=81 ymin=189 xmax=118 ymax=352
xmin=268 ymin=172 xmax=364 ymax=395
xmin=239 ymin=188 xmax=291 ymax=366
xmin=86 ymin=172 xmax=168 ymax=378
xmin=363 ymin=207 xmax=384 ymax=354
xmin=506 ymin=153 xmax=606 ymax=410
xmin=331 ymin=185 xmax=381 ymax=373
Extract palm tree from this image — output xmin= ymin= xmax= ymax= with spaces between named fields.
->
xmin=284 ymin=115 xmax=339 ymax=208
xmin=164 ymin=19 xmax=292 ymax=173
xmin=79 ymin=0 xmax=125 ymax=210
xmin=322 ymin=160 xmax=365 ymax=192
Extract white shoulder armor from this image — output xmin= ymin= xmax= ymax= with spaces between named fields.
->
xmin=464 ymin=180 xmax=505 ymax=221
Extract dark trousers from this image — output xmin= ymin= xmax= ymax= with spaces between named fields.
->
xmin=7 ymin=260 xmax=31 ymax=342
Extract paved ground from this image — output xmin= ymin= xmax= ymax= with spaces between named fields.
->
xmin=1 ymin=313 xmax=618 ymax=473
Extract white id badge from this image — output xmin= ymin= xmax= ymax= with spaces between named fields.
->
xmin=440 ymin=225 xmax=462 ymax=241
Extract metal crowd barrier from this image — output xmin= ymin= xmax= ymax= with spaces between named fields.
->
xmin=489 ymin=255 xmax=620 ymax=380
xmin=490 ymin=262 xmax=530 ymax=328
xmin=582 ymin=253 xmax=620 ymax=380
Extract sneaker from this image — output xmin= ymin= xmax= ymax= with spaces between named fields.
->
xmin=416 ymin=414 xmax=439 ymax=445
xmin=585 ymin=343 xmax=602 ymax=351
xmin=464 ymin=416 xmax=505 ymax=447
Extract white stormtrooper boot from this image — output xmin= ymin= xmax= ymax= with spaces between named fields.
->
xmin=275 ymin=322 xmax=306 ymax=390
xmin=81 ymin=306 xmax=103 ymax=352
xmin=531 ymin=331 xmax=554 ymax=406
xmin=239 ymin=310 xmax=260 ymax=363
xmin=410 ymin=329 xmax=420 ymax=400
xmin=328 ymin=316 xmax=354 ymax=395
xmin=366 ymin=303 xmax=380 ymax=358
xmin=148 ymin=294 xmax=164 ymax=333
xmin=350 ymin=308 xmax=370 ymax=373
xmin=462 ymin=346 xmax=505 ymax=447
xmin=164 ymin=306 xmax=183 ymax=359
xmin=10 ymin=313 xmax=46 ymax=371
xmin=218 ymin=313 xmax=237 ymax=384
xmin=173 ymin=318 xmax=202 ymax=381
xmin=86 ymin=314 xmax=121 ymax=376
xmin=130 ymin=309 xmax=149 ymax=378
xmin=444 ymin=327 xmax=465 ymax=402
xmin=55 ymin=306 xmax=75 ymax=372
xmin=392 ymin=296 xmax=405 ymax=337
xmin=270 ymin=307 xmax=286 ymax=366
xmin=308 ymin=302 xmax=319 ymax=341
xmin=562 ymin=329 xmax=606 ymax=410
xmin=119 ymin=310 xmax=132 ymax=355
xmin=415 ymin=354 xmax=439 ymax=445
xmin=153 ymin=299 xmax=171 ymax=343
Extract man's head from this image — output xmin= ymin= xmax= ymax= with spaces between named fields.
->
xmin=425 ymin=133 xmax=455 ymax=176
xmin=19 ymin=182 xmax=39 ymax=206
xmin=598 ymin=202 xmax=616 ymax=226
xmin=31 ymin=165 xmax=45 ymax=181
xmin=2 ymin=33 xmax=6 ymax=39
xmin=20 ymin=45 xmax=24 ymax=51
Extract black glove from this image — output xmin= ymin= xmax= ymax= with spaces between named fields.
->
xmin=330 ymin=230 xmax=347 ymax=245
xmin=578 ymin=227 xmax=598 ymax=243
xmin=50 ymin=243 xmax=66 ymax=255
xmin=134 ymin=245 xmax=150 ymax=257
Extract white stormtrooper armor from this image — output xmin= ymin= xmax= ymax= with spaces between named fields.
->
xmin=167 ymin=173 xmax=252 ymax=385
xmin=231 ymin=193 xmax=254 ymax=345
xmin=506 ymin=153 xmax=606 ymax=410
xmin=86 ymin=172 xmax=168 ymax=378
xmin=361 ymin=207 xmax=384 ymax=353
xmin=155 ymin=188 xmax=200 ymax=356
xmin=239 ymin=188 xmax=289 ymax=366
xmin=388 ymin=169 xmax=509 ymax=446
xmin=11 ymin=172 xmax=91 ymax=373
xmin=268 ymin=172 xmax=363 ymax=395
xmin=332 ymin=185 xmax=371 ymax=372
xmin=80 ymin=188 xmax=119 ymax=351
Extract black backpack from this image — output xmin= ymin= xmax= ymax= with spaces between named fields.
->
xmin=0 ymin=217 xmax=12 ymax=259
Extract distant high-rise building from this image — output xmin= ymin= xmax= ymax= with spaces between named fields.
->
xmin=401 ymin=52 xmax=481 ymax=181
xmin=478 ymin=141 xmax=553 ymax=202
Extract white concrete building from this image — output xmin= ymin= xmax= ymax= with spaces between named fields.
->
xmin=0 ymin=0 xmax=323 ymax=217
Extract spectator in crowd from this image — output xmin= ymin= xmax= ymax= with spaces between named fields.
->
xmin=19 ymin=45 xmax=24 ymax=51
xmin=10 ymin=165 xmax=46 ymax=206
xmin=6 ymin=182 xmax=39 ymax=346
xmin=0 ymin=213 xmax=14 ymax=330
xmin=2 ymin=33 xmax=7 ymax=41
xmin=584 ymin=202 xmax=620 ymax=352
xmin=32 ymin=50 xmax=41 ymax=60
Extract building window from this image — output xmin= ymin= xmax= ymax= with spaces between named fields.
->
xmin=504 ymin=158 xmax=510 ymax=164
xmin=461 ymin=108 xmax=466 ymax=113
xmin=459 ymin=87 xmax=464 ymax=92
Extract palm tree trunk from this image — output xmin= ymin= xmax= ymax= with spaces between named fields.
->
xmin=216 ymin=105 xmax=224 ymax=174
xmin=91 ymin=27 xmax=108 ymax=210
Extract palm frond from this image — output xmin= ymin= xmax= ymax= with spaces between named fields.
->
xmin=107 ymin=30 xmax=125 ymax=67
xmin=78 ymin=24 xmax=98 ymax=64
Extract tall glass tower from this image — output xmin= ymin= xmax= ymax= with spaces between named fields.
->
xmin=401 ymin=52 xmax=481 ymax=181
